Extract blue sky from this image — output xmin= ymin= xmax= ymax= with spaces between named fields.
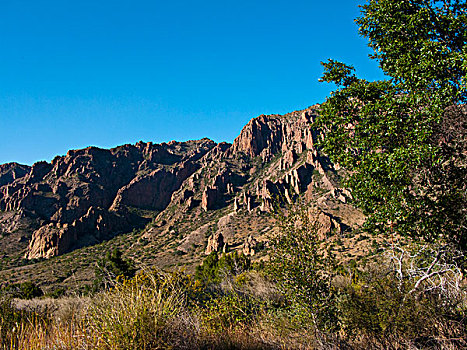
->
xmin=0 ymin=0 xmax=385 ymax=165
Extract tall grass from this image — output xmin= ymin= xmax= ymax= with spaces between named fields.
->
xmin=0 ymin=270 xmax=278 ymax=350
xmin=85 ymin=272 xmax=186 ymax=349
xmin=1 ymin=262 xmax=465 ymax=349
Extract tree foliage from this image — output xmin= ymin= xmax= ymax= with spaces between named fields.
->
xmin=103 ymin=248 xmax=136 ymax=278
xmin=194 ymin=251 xmax=251 ymax=286
xmin=268 ymin=207 xmax=338 ymax=332
xmin=317 ymin=0 xmax=467 ymax=247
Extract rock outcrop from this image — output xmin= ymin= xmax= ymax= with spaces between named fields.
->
xmin=308 ymin=209 xmax=343 ymax=240
xmin=0 ymin=163 xmax=31 ymax=187
xmin=27 ymin=206 xmax=127 ymax=259
xmin=242 ymin=235 xmax=258 ymax=256
xmin=229 ymin=107 xmax=319 ymax=160
xmin=205 ymin=232 xmax=225 ymax=255
xmin=0 ymin=139 xmax=216 ymax=259
xmin=110 ymin=160 xmax=198 ymax=212
xmin=0 ymin=105 xmax=358 ymax=262
xmin=201 ymin=187 xmax=223 ymax=211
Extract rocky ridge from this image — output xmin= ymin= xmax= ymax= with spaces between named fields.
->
xmin=0 ymin=106 xmax=363 ymax=267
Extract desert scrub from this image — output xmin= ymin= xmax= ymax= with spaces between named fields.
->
xmin=1 ymin=281 xmax=43 ymax=299
xmin=337 ymin=258 xmax=467 ymax=348
xmin=267 ymin=207 xmax=339 ymax=336
xmin=198 ymin=292 xmax=259 ymax=335
xmin=85 ymin=271 xmax=188 ymax=350
xmin=194 ymin=251 xmax=251 ymax=287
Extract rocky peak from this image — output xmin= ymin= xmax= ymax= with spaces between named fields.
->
xmin=0 ymin=104 xmax=359 ymax=264
xmin=229 ymin=106 xmax=319 ymax=160
xmin=0 ymin=163 xmax=31 ymax=187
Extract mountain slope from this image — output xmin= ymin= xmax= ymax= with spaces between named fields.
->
xmin=0 ymin=106 xmax=365 ymax=291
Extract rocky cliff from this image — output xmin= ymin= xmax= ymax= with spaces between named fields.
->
xmin=0 ymin=139 xmax=215 ymax=259
xmin=0 ymin=106 xmax=363 ymax=263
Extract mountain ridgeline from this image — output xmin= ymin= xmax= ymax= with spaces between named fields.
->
xmin=0 ymin=106 xmax=362 ymax=268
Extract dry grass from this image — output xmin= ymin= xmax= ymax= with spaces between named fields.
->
xmin=1 ymin=271 xmax=282 ymax=350
xmin=1 ymin=265 xmax=465 ymax=350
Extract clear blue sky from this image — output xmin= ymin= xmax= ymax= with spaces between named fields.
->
xmin=0 ymin=0 xmax=385 ymax=165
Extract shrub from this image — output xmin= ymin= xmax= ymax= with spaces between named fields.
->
xmin=19 ymin=281 xmax=44 ymax=299
xmin=267 ymin=207 xmax=339 ymax=334
xmin=195 ymin=251 xmax=251 ymax=287
xmin=93 ymin=248 xmax=136 ymax=292
xmin=85 ymin=271 xmax=187 ymax=349
xmin=2 ymin=281 xmax=44 ymax=299
xmin=199 ymin=292 xmax=258 ymax=334
xmin=103 ymin=248 xmax=136 ymax=278
xmin=338 ymin=255 xmax=466 ymax=348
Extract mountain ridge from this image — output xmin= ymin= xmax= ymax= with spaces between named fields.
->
xmin=0 ymin=105 xmax=365 ymax=287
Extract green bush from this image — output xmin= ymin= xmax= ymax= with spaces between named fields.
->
xmin=19 ymin=281 xmax=44 ymax=299
xmin=199 ymin=292 xmax=259 ymax=334
xmin=2 ymin=281 xmax=44 ymax=299
xmin=103 ymin=248 xmax=136 ymax=278
xmin=267 ymin=207 xmax=339 ymax=333
xmin=93 ymin=248 xmax=136 ymax=292
xmin=195 ymin=251 xmax=251 ymax=286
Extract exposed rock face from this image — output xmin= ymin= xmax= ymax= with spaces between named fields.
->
xmin=242 ymin=235 xmax=258 ymax=256
xmin=280 ymin=150 xmax=296 ymax=170
xmin=241 ymin=192 xmax=254 ymax=212
xmin=201 ymin=187 xmax=223 ymax=211
xmin=0 ymin=139 xmax=216 ymax=259
xmin=229 ymin=107 xmax=319 ymax=160
xmin=308 ymin=209 xmax=342 ymax=240
xmin=0 ymin=210 xmax=27 ymax=235
xmin=0 ymin=163 xmax=31 ymax=187
xmin=205 ymin=232 xmax=225 ymax=255
xmin=27 ymin=206 xmax=127 ymax=259
xmin=229 ymin=115 xmax=284 ymax=159
xmin=184 ymin=196 xmax=196 ymax=212
xmin=0 ymin=105 xmax=358 ymax=262
xmin=110 ymin=160 xmax=198 ymax=212
xmin=233 ymin=197 xmax=239 ymax=212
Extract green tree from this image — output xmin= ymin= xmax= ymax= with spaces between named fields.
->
xmin=317 ymin=0 xmax=467 ymax=247
xmin=103 ymin=248 xmax=136 ymax=278
xmin=93 ymin=248 xmax=136 ymax=291
xmin=195 ymin=251 xmax=220 ymax=285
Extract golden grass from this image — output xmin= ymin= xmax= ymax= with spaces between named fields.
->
xmin=1 ymin=267 xmax=465 ymax=350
